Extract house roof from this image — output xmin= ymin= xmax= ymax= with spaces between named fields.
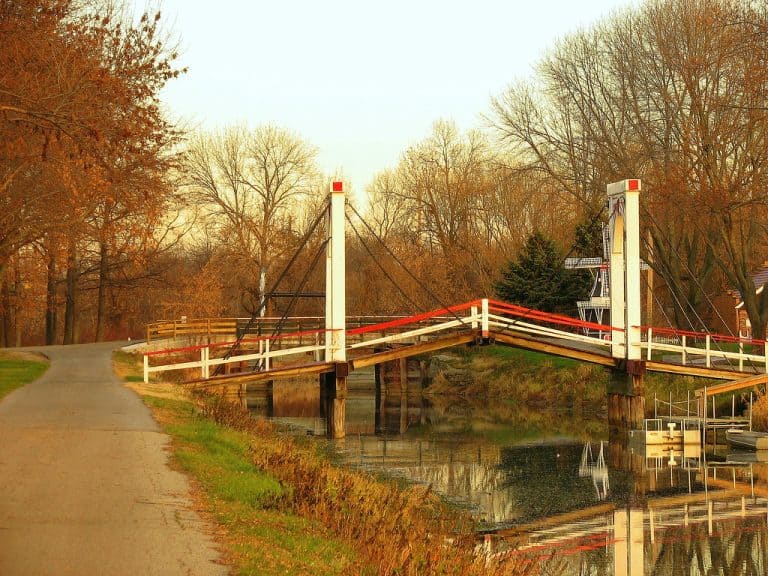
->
xmin=733 ymin=263 xmax=768 ymax=305
xmin=753 ymin=267 xmax=768 ymax=289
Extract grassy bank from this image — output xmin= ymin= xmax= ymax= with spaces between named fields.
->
xmin=114 ymin=351 xmax=525 ymax=576
xmin=144 ymin=394 xmax=356 ymax=575
xmin=429 ymin=345 xmax=607 ymax=410
xmin=430 ymin=343 xmax=726 ymax=419
xmin=0 ymin=351 xmax=49 ymax=401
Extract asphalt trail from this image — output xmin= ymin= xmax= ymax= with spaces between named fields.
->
xmin=0 ymin=342 xmax=228 ymax=575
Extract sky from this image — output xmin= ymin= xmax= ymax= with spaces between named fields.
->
xmin=156 ymin=0 xmax=637 ymax=200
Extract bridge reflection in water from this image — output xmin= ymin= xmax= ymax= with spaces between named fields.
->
xmin=245 ymin=372 xmax=768 ymax=575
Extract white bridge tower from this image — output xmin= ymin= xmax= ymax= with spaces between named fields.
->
xmin=606 ymin=179 xmax=645 ymax=428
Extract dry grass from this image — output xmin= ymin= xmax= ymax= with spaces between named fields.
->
xmin=114 ymin=349 xmax=534 ymax=575
xmin=0 ymin=350 xmax=48 ymax=363
xmin=752 ymin=393 xmax=768 ymax=431
xmin=199 ymin=395 xmax=533 ymax=576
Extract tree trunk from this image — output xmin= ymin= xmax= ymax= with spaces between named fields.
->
xmin=13 ymin=258 xmax=21 ymax=347
xmin=63 ymin=241 xmax=78 ymax=345
xmin=95 ymin=240 xmax=109 ymax=342
xmin=45 ymin=246 xmax=57 ymax=345
xmin=0 ymin=270 xmax=11 ymax=348
xmin=258 ymin=265 xmax=267 ymax=318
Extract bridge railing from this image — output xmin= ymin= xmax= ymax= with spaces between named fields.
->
xmin=347 ymin=302 xmax=480 ymax=349
xmin=641 ymin=327 xmax=768 ymax=372
xmin=142 ymin=299 xmax=768 ymax=385
xmin=146 ymin=315 xmax=445 ymax=343
xmin=486 ymin=299 xmax=617 ymax=350
xmin=142 ymin=299 xmax=624 ymax=383
xmin=142 ymin=328 xmax=331 ymax=383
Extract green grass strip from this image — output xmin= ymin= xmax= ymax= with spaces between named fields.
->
xmin=0 ymin=353 xmax=49 ymax=401
xmin=141 ymin=394 xmax=356 ymax=575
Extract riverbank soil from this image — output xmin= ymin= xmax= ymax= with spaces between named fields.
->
xmin=0 ymin=342 xmax=227 ymax=576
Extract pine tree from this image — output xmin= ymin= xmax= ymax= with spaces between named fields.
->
xmin=494 ymin=232 xmax=590 ymax=314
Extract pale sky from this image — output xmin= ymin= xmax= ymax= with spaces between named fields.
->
xmin=157 ymin=0 xmax=636 ymax=199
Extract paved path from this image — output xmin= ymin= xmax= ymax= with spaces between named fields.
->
xmin=0 ymin=342 xmax=228 ymax=576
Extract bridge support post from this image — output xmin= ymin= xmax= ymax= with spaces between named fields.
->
xmin=325 ymin=181 xmax=346 ymax=364
xmin=607 ymin=179 xmax=645 ymax=429
xmin=374 ymin=361 xmax=383 ymax=434
xmin=399 ymin=357 xmax=408 ymax=434
xmin=322 ymin=181 xmax=348 ymax=439
xmin=608 ymin=361 xmax=646 ymax=429
xmin=321 ymin=364 xmax=348 ymax=439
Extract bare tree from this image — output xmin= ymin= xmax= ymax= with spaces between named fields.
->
xmin=366 ymin=169 xmax=413 ymax=242
xmin=491 ymin=0 xmax=768 ymax=335
xmin=184 ymin=124 xmax=320 ymax=315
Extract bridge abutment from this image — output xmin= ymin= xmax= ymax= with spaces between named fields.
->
xmin=608 ymin=360 xmax=646 ymax=429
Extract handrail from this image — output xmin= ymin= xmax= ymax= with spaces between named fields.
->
xmin=146 ymin=314 xmax=435 ymax=342
xmin=142 ymin=298 xmax=768 ymax=384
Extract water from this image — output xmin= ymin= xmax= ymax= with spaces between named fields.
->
xmin=246 ymin=374 xmax=768 ymax=575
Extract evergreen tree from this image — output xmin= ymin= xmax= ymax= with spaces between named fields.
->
xmin=494 ymin=232 xmax=591 ymax=314
xmin=574 ymin=216 xmax=604 ymax=258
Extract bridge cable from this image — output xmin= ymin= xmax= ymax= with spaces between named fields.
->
xmin=647 ymin=280 xmax=678 ymax=334
xmin=212 ymin=201 xmax=329 ymax=375
xmin=345 ymin=213 xmax=422 ymax=313
xmin=639 ymin=216 xmax=739 ymax=371
xmin=638 ymin=227 xmax=706 ymax=333
xmin=641 ymin=203 xmax=748 ymax=341
xmin=643 ymin=231 xmax=733 ymax=367
xmin=254 ymin=237 xmax=330 ymax=370
xmin=640 ymin=205 xmax=748 ymax=371
xmin=640 ymin=216 xmax=712 ymax=333
xmin=346 ymin=202 xmax=471 ymax=330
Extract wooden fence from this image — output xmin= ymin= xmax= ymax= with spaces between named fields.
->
xmin=146 ymin=318 xmax=239 ymax=342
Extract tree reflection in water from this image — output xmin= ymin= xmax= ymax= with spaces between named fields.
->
xmin=247 ymin=381 xmax=768 ymax=575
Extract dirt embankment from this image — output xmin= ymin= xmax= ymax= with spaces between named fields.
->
xmin=0 ymin=350 xmax=48 ymax=363
xmin=424 ymin=350 xmax=607 ymax=410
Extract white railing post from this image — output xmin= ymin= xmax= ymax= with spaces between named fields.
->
xmin=200 ymin=346 xmax=209 ymax=379
xmin=471 ymin=305 xmax=478 ymax=330
xmin=706 ymin=335 xmax=711 ymax=368
xmin=265 ymin=338 xmax=271 ymax=371
xmin=739 ymin=339 xmax=744 ymax=372
xmin=647 ymin=328 xmax=653 ymax=361
xmin=143 ymin=354 xmax=149 ymax=384
xmin=481 ymin=298 xmax=489 ymax=339
xmin=682 ymin=335 xmax=687 ymax=365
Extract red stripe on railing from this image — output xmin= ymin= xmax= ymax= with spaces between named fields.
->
xmin=486 ymin=299 xmax=621 ymax=334
xmin=346 ymin=300 xmax=481 ymax=335
xmin=639 ymin=325 xmax=766 ymax=346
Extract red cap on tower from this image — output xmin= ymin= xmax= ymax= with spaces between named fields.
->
xmin=332 ymin=181 xmax=343 ymax=192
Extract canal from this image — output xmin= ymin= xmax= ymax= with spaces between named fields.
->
xmin=246 ymin=371 xmax=768 ymax=575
